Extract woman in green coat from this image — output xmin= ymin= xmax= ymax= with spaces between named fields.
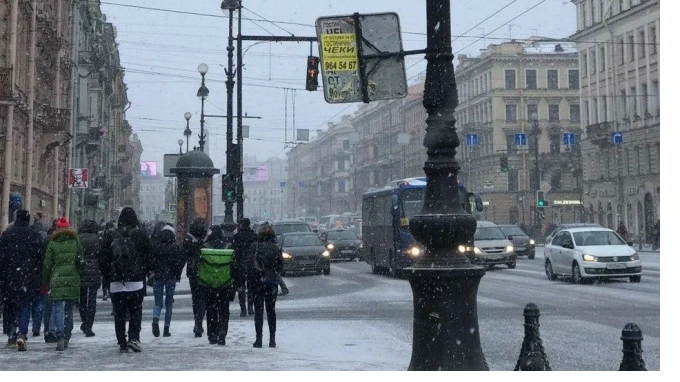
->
xmin=42 ymin=217 xmax=82 ymax=351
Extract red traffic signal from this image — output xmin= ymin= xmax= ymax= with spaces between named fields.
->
xmin=306 ymin=56 xmax=319 ymax=91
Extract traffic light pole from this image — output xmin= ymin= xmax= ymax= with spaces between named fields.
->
xmin=224 ymin=4 xmax=236 ymax=224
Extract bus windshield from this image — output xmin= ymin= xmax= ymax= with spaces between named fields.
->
xmin=401 ymin=189 xmax=425 ymax=217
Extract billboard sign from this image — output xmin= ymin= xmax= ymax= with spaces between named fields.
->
xmin=140 ymin=161 xmax=157 ymax=176
xmin=243 ymin=166 xmax=269 ymax=182
xmin=68 ymin=168 xmax=89 ymax=188
xmin=164 ymin=154 xmax=181 ymax=177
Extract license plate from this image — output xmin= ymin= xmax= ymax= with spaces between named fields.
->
xmin=515 ymin=247 xmax=525 ymax=251
xmin=606 ymin=263 xmax=626 ymax=269
xmin=341 ymin=250 xmax=354 ymax=254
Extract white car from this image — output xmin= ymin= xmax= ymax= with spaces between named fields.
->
xmin=544 ymin=227 xmax=642 ymax=283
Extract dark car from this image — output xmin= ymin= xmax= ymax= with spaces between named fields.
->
xmin=498 ymin=225 xmax=536 ymax=260
xmin=321 ymin=228 xmax=362 ymax=261
xmin=280 ymin=232 xmax=331 ymax=276
xmin=545 ymin=223 xmax=602 ymax=244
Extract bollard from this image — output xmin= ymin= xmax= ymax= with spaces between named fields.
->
xmin=619 ymin=323 xmax=647 ymax=371
xmin=514 ymin=303 xmax=551 ymax=371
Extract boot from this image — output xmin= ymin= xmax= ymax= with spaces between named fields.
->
xmin=193 ymin=323 xmax=203 ymax=337
xmin=17 ymin=336 xmax=26 ymax=352
xmin=163 ymin=326 xmax=171 ymax=337
xmin=56 ymin=337 xmax=65 ymax=351
xmin=152 ymin=317 xmax=160 ymax=337
xmin=269 ymin=333 xmax=276 ymax=348
xmin=248 ymin=304 xmax=254 ymax=316
xmin=240 ymin=309 xmax=247 ymax=317
xmin=253 ymin=335 xmax=262 ymax=348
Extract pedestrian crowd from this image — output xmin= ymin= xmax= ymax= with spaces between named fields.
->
xmin=0 ymin=208 xmax=286 ymax=353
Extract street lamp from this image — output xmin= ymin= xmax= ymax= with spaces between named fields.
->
xmin=197 ymin=63 xmax=209 ymax=152
xmin=178 ymin=139 xmax=184 ymax=155
xmin=530 ymin=112 xmax=541 ymax=231
xmin=183 ymin=112 xmax=192 ymax=153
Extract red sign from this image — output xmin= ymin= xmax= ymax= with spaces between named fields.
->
xmin=68 ymin=168 xmax=89 ymax=188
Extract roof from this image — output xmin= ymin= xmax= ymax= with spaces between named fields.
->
xmin=560 ymin=227 xmax=614 ymax=233
xmin=522 ymin=41 xmax=578 ymax=55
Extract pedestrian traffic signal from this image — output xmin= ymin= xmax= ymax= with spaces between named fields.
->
xmin=500 ymin=155 xmax=509 ymax=172
xmin=222 ymin=174 xmax=236 ymax=203
xmin=536 ymin=190 xmax=549 ymax=207
xmin=306 ymin=56 xmax=319 ymax=91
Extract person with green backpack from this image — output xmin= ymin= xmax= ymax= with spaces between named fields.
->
xmin=198 ymin=225 xmax=234 ymax=346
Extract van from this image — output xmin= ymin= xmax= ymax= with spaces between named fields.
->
xmin=473 ymin=221 xmax=517 ymax=269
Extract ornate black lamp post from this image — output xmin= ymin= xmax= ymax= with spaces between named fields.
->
xmin=197 ymin=63 xmax=210 ymax=152
xmin=406 ymin=0 xmax=487 ymax=371
xmin=183 ymin=112 xmax=192 ymax=153
xmin=221 ymin=0 xmax=239 ymax=224
xmin=178 ymin=139 xmax=184 ymax=155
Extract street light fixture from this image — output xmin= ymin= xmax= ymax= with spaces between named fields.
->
xmin=197 ymin=63 xmax=209 ymax=152
xmin=178 ymin=139 xmax=184 ymax=155
xmin=183 ymin=112 xmax=192 ymax=153
xmin=220 ymin=0 xmax=240 ymax=14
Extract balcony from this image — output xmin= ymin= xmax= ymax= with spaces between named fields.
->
xmin=35 ymin=103 xmax=70 ymax=133
xmin=0 ymin=67 xmax=11 ymax=101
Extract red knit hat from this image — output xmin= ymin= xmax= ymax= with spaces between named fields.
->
xmin=56 ymin=216 xmax=70 ymax=229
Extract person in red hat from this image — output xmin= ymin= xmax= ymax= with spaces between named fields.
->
xmin=42 ymin=216 xmax=82 ymax=351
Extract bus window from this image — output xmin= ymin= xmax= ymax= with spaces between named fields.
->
xmin=400 ymin=188 xmax=425 ymax=218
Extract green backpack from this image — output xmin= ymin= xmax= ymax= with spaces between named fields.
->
xmin=198 ymin=248 xmax=234 ymax=288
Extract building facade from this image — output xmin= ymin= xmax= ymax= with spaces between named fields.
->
xmin=455 ymin=38 xmax=582 ymax=227
xmin=138 ymin=173 xmax=166 ymax=222
xmin=571 ymin=0 xmax=659 ymax=240
xmin=242 ymin=156 xmax=286 ymax=222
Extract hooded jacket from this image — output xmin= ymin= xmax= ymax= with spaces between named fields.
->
xmin=42 ymin=228 xmax=82 ymax=301
xmin=247 ymin=230 xmax=283 ymax=284
xmin=78 ymin=219 xmax=103 ymax=289
xmin=0 ymin=211 xmax=45 ymax=300
xmin=183 ymin=218 xmax=208 ymax=278
xmin=233 ymin=226 xmax=257 ymax=283
xmin=101 ymin=207 xmax=153 ymax=286
xmin=152 ymin=228 xmax=184 ymax=282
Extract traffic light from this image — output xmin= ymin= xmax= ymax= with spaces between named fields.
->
xmin=500 ymin=155 xmax=509 ymax=172
xmin=536 ymin=190 xmax=549 ymax=208
xmin=306 ymin=56 xmax=319 ymax=91
xmin=222 ymin=174 xmax=236 ymax=203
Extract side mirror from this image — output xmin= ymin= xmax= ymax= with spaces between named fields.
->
xmin=507 ymin=235 xmax=514 ymax=241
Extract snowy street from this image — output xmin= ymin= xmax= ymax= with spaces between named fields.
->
xmin=1 ymin=249 xmax=660 ymax=370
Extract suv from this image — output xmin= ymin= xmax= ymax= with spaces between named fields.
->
xmin=473 ymin=221 xmax=517 ymax=269
xmin=498 ymin=225 xmax=536 ymax=260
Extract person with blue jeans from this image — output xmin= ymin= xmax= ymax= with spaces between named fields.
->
xmin=42 ymin=217 xmax=82 ymax=351
xmin=30 ymin=294 xmax=46 ymax=337
xmin=150 ymin=225 xmax=183 ymax=337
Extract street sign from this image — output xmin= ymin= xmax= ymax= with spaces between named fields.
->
xmin=563 ymin=132 xmax=576 ymax=146
xmin=612 ymin=131 xmax=623 ymax=144
xmin=163 ymin=154 xmax=182 ymax=177
xmin=465 ymin=133 xmax=478 ymax=147
xmin=540 ymin=181 xmax=551 ymax=194
xmin=514 ymin=133 xmax=527 ymax=146
xmin=168 ymin=203 xmax=177 ymax=213
xmin=280 ymin=181 xmax=286 ymax=188
xmin=299 ymin=181 xmax=305 ymax=188
xmin=316 ymin=12 xmax=407 ymax=104
xmin=242 ymin=125 xmax=250 ymax=138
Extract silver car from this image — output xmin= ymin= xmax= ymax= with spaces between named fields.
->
xmin=472 ymin=221 xmax=516 ymax=269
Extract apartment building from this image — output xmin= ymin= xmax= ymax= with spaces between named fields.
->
xmin=571 ymin=0 xmax=659 ymax=240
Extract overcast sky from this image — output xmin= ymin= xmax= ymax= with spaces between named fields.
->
xmin=100 ymin=0 xmax=577 ymax=173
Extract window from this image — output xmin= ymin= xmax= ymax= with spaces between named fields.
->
xmin=649 ymin=25 xmax=657 ymax=54
xmin=602 ymin=95 xmax=608 ymax=121
xmin=593 ymin=98 xmax=599 ymax=123
xmin=631 ymin=87 xmax=638 ymax=116
xmin=549 ymin=134 xmax=561 ymax=154
xmin=547 ymin=70 xmax=558 ymax=89
xmin=508 ymin=169 xmax=519 ymax=192
xmin=589 ymin=49 xmax=596 ymax=75
xmin=548 ymin=104 xmax=559 ymax=122
xmin=580 ymin=3 xmax=586 ymax=29
xmin=526 ymin=70 xmax=537 ymax=89
xmin=600 ymin=0 xmax=606 ymax=20
xmin=618 ymin=37 xmax=625 ymax=65
xmin=641 ymin=84 xmax=649 ymax=116
xmin=581 ymin=53 xmax=588 ymax=75
xmin=505 ymin=70 xmax=516 ymax=89
xmin=584 ymin=100 xmax=590 ymax=125
xmin=527 ymin=104 xmax=538 ymax=120
xmin=338 ymin=180 xmax=346 ymax=193
xmin=628 ymin=34 xmax=635 ymax=62
xmin=591 ymin=0 xmax=597 ymax=24
xmin=568 ymin=70 xmax=579 ymax=89
xmin=506 ymin=134 xmax=517 ymax=154
xmin=600 ymin=45 xmax=606 ymax=72
xmin=505 ymin=104 xmax=517 ymax=122
xmin=652 ymin=80 xmax=659 ymax=114
xmin=570 ymin=104 xmax=581 ymax=122
xmin=638 ymin=29 xmax=646 ymax=58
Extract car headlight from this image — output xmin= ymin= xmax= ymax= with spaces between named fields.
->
xmin=282 ymin=252 xmax=292 ymax=259
xmin=359 ymin=242 xmax=363 ymax=249
xmin=630 ymin=252 xmax=639 ymax=261
xmin=326 ymin=243 xmax=334 ymax=250
xmin=582 ymin=253 xmax=599 ymax=262
xmin=529 ymin=239 xmax=535 ymax=245
xmin=322 ymin=250 xmax=330 ymax=257
xmin=505 ymin=245 xmax=514 ymax=253
xmin=408 ymin=246 xmax=421 ymax=257
xmin=474 ymin=247 xmax=482 ymax=254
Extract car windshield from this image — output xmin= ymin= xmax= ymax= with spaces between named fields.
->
xmin=499 ymin=226 xmax=526 ymax=236
xmin=573 ymin=231 xmax=627 ymax=246
xmin=273 ymin=223 xmax=311 ymax=235
xmin=326 ymin=230 xmax=358 ymax=240
xmin=474 ymin=227 xmax=507 ymax=240
xmin=283 ymin=235 xmax=323 ymax=247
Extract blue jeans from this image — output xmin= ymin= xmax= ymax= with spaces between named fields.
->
xmin=31 ymin=295 xmax=46 ymax=333
xmin=6 ymin=299 xmax=31 ymax=339
xmin=50 ymin=301 xmax=74 ymax=340
xmin=152 ymin=281 xmax=176 ymax=328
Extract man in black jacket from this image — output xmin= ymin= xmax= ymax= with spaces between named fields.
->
xmin=77 ymin=220 xmax=102 ymax=337
xmin=0 ymin=210 xmax=45 ymax=351
xmin=183 ymin=218 xmax=208 ymax=337
xmin=101 ymin=207 xmax=153 ymax=353
xmin=232 ymin=218 xmax=257 ymax=317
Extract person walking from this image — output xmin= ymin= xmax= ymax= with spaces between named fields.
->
xmin=150 ymin=225 xmax=183 ymax=338
xmin=199 ymin=225 xmax=235 ymax=345
xmin=42 ymin=216 xmax=82 ymax=351
xmin=248 ymin=225 xmax=284 ymax=348
xmin=100 ymin=221 xmax=115 ymax=302
xmin=29 ymin=213 xmax=48 ymax=338
xmin=616 ymin=221 xmax=629 ymax=241
xmin=77 ymin=219 xmax=102 ymax=337
xmin=42 ymin=218 xmax=59 ymax=343
xmin=183 ymin=218 xmax=208 ymax=337
xmin=101 ymin=207 xmax=153 ymax=353
xmin=233 ymin=218 xmax=257 ymax=317
xmin=0 ymin=210 xmax=45 ymax=351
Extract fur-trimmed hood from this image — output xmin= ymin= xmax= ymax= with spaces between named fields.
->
xmin=50 ymin=227 xmax=79 ymax=241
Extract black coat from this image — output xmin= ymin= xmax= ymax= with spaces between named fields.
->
xmin=152 ymin=229 xmax=184 ymax=282
xmin=101 ymin=225 xmax=153 ymax=286
xmin=78 ymin=221 xmax=103 ymax=289
xmin=232 ymin=227 xmax=257 ymax=282
xmin=0 ymin=220 xmax=45 ymax=301
xmin=247 ymin=235 xmax=283 ymax=284
xmin=183 ymin=233 xmax=205 ymax=278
